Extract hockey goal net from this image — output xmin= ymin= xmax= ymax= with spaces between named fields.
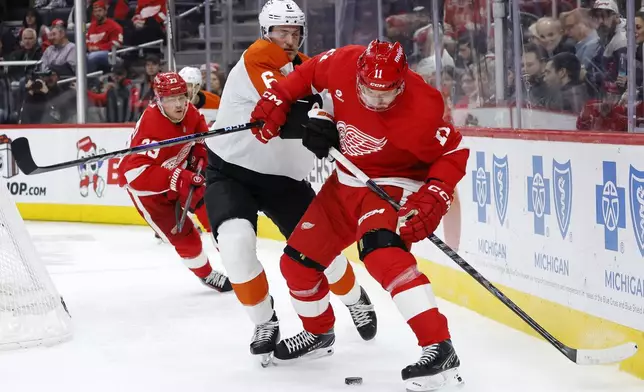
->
xmin=0 ymin=179 xmax=72 ymax=350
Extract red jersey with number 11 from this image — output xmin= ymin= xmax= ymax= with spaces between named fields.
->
xmin=275 ymin=45 xmax=469 ymax=190
xmin=118 ymin=103 xmax=208 ymax=195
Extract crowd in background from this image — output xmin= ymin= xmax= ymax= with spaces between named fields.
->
xmin=0 ymin=0 xmax=641 ymax=132
xmin=377 ymin=0 xmax=643 ymax=131
xmin=0 ymin=0 xmax=224 ymax=124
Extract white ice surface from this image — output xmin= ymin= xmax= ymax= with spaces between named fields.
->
xmin=0 ymin=222 xmax=642 ymax=392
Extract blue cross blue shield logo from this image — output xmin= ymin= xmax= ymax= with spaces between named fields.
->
xmin=552 ymin=159 xmax=572 ymax=239
xmin=492 ymin=154 xmax=509 ymax=225
xmin=629 ymin=165 xmax=644 ymax=257
xmin=527 ymin=156 xmax=551 ymax=235
xmin=471 ymin=151 xmax=491 ymax=223
xmin=595 ymin=161 xmax=626 ymax=252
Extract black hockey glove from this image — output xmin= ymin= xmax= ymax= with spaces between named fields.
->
xmin=302 ymin=109 xmax=339 ymax=160
xmin=279 ymin=93 xmax=324 ymax=139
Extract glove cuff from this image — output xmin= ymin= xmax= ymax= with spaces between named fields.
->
xmin=169 ymin=168 xmax=181 ymax=192
xmin=308 ymin=108 xmax=334 ymax=122
xmin=426 ymin=179 xmax=454 ymax=210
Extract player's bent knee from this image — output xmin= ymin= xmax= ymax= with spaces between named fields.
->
xmin=280 ymin=250 xmax=325 ymax=293
xmin=173 ymin=229 xmax=203 ymax=259
xmin=283 ymin=245 xmax=326 ymax=272
xmin=358 ymin=229 xmax=408 ymax=261
xmin=217 ymin=219 xmax=263 ymax=278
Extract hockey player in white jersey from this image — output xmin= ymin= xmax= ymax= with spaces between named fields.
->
xmin=204 ymin=0 xmax=377 ymax=365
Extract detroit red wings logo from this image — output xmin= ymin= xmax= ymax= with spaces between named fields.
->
xmin=337 ymin=121 xmax=387 ymax=156
xmin=161 ymin=143 xmax=193 ymax=170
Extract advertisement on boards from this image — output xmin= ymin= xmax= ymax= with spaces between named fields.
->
xmin=1 ymin=128 xmax=132 ymax=206
xmin=418 ymin=136 xmax=644 ymax=332
xmin=6 ymin=126 xmax=643 ymax=332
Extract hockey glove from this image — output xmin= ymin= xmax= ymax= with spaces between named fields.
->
xmin=280 ymin=94 xmax=324 ymax=139
xmin=250 ymin=84 xmax=293 ymax=144
xmin=188 ymin=142 xmax=209 ymax=171
xmin=398 ymin=180 xmax=453 ymax=244
xmin=302 ymin=109 xmax=339 ymax=160
xmin=169 ymin=167 xmax=206 ymax=212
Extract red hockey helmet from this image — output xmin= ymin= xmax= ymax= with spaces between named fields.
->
xmin=153 ymin=72 xmax=189 ymax=122
xmin=356 ymin=40 xmax=408 ymax=112
xmin=154 ymin=72 xmax=188 ymax=98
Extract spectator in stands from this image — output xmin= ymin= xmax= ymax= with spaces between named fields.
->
xmin=414 ymin=24 xmax=456 ymax=71
xmin=41 ymin=23 xmax=77 ymax=72
xmin=200 ymin=63 xmax=226 ymax=96
xmin=516 ymin=44 xmax=549 ymax=108
xmin=527 ymin=23 xmax=542 ymax=47
xmin=4 ymin=28 xmax=42 ymax=81
xmin=456 ymin=68 xmax=484 ymax=108
xmin=590 ymin=0 xmax=627 ymax=96
xmin=576 ymin=94 xmax=628 ymax=131
xmin=560 ymin=8 xmax=602 ymax=71
xmin=132 ymin=53 xmax=160 ymax=117
xmin=444 ymin=0 xmax=487 ymax=34
xmin=384 ymin=5 xmax=431 ymax=55
xmin=21 ymin=9 xmax=50 ymax=52
xmin=131 ymin=0 xmax=167 ymax=46
xmin=86 ymin=64 xmax=137 ymax=123
xmin=455 ymin=30 xmax=486 ymax=70
xmin=543 ymin=52 xmax=589 ymax=113
xmin=475 ymin=55 xmax=496 ymax=103
xmin=20 ymin=64 xmax=76 ymax=124
xmin=51 ymin=19 xmax=66 ymax=30
xmin=68 ymin=0 xmax=131 ymax=31
xmin=534 ymin=17 xmax=576 ymax=58
xmin=616 ymin=11 xmax=644 ymax=93
xmin=86 ymin=1 xmax=124 ymax=73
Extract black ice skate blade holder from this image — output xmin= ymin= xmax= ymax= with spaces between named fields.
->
xmin=328 ymin=147 xmax=638 ymax=366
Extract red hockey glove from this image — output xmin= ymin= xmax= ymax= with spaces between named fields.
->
xmin=398 ymin=180 xmax=454 ymax=244
xmin=250 ymin=85 xmax=293 ymax=144
xmin=188 ymin=142 xmax=208 ymax=171
xmin=169 ymin=167 xmax=206 ymax=212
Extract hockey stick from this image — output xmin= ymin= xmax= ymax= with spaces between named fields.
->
xmin=327 ymin=147 xmax=638 ymax=366
xmin=176 ymin=158 xmax=204 ymax=233
xmin=10 ymin=122 xmax=260 ymax=175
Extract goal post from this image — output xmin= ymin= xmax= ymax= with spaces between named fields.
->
xmin=0 ymin=178 xmax=72 ymax=350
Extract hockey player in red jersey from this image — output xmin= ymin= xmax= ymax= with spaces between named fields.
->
xmin=250 ymin=40 xmax=469 ymax=391
xmin=118 ymin=72 xmax=232 ymax=293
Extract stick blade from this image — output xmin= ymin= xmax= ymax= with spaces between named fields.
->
xmin=10 ymin=137 xmax=39 ymax=175
xmin=574 ymin=342 xmax=638 ymax=365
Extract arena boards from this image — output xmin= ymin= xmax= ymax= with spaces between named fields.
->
xmin=6 ymin=124 xmax=644 ymax=379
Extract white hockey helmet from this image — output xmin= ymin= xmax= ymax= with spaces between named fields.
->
xmin=179 ymin=66 xmax=202 ymax=101
xmin=259 ymin=0 xmax=306 ymax=48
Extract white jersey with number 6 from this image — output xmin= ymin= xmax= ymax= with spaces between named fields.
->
xmin=206 ymin=39 xmax=314 ymax=180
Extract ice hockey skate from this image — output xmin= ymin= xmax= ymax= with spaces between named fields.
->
xmin=250 ymin=312 xmax=280 ymax=368
xmin=346 ymin=286 xmax=377 ymax=341
xmin=273 ymin=329 xmax=335 ymax=363
xmin=402 ymin=339 xmax=463 ymax=391
xmin=199 ymin=270 xmax=233 ymax=292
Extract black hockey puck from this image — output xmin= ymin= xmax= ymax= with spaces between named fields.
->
xmin=345 ymin=377 xmax=363 ymax=386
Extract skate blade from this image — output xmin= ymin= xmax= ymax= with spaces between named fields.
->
xmin=259 ymin=353 xmax=274 ymax=368
xmin=272 ymin=346 xmax=334 ymax=365
xmin=405 ymin=368 xmax=464 ymax=392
